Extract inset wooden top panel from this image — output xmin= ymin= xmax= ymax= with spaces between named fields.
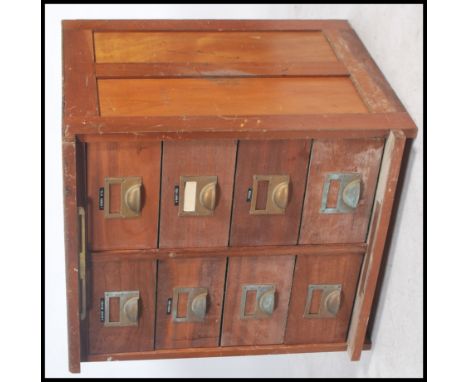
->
xmin=98 ymin=77 xmax=368 ymax=117
xmin=94 ymin=31 xmax=338 ymax=64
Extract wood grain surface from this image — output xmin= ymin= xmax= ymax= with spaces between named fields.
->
xmin=156 ymin=257 xmax=227 ymax=349
xmin=299 ymin=139 xmax=385 ymax=244
xmin=87 ymin=257 xmax=156 ymax=355
xmin=86 ymin=142 xmax=161 ymax=250
xmin=221 ymin=256 xmax=295 ymax=346
xmin=159 ymin=141 xmax=236 ymax=248
xmin=97 ymin=77 xmax=368 ymax=117
xmin=284 ymin=253 xmax=363 ymax=344
xmin=230 ymin=140 xmax=311 ymax=246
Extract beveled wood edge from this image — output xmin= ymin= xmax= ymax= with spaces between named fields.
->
xmin=95 ymin=62 xmax=349 ymax=78
xmin=90 ymin=243 xmax=367 ymax=262
xmin=62 ymin=141 xmax=81 ymax=373
xmin=85 ymin=341 xmax=371 ymax=362
xmin=62 ymin=19 xmax=351 ymax=31
xmin=347 ymin=130 xmax=407 ymax=360
xmin=64 ymin=113 xmax=417 ymax=141
xmin=323 ymin=27 xmax=406 ymax=114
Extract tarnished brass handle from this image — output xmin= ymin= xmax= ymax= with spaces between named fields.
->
xmin=125 ymin=183 xmax=141 ymax=214
xmin=199 ymin=182 xmax=217 ymax=211
xmin=342 ymin=179 xmax=361 ymax=209
xmin=258 ymin=289 xmax=275 ymax=315
xmin=103 ymin=291 xmax=140 ymax=327
xmin=272 ymin=181 xmax=289 ymax=210
xmin=191 ymin=291 xmax=208 ymax=320
xmin=78 ymin=207 xmax=87 ymax=320
xmin=123 ymin=296 xmax=140 ymax=323
xmin=325 ymin=289 xmax=341 ymax=316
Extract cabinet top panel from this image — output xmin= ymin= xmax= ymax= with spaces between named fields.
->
xmin=62 ymin=20 xmax=417 ymax=139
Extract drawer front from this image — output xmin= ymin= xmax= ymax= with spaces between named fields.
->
xmin=299 ymin=139 xmax=384 ymax=244
xmin=87 ymin=258 xmax=156 ymax=355
xmin=221 ymin=256 xmax=295 ymax=346
xmin=159 ymin=141 xmax=237 ymax=248
xmin=230 ymin=140 xmax=311 ymax=246
xmin=86 ymin=142 xmax=161 ymax=251
xmin=156 ymin=257 xmax=227 ymax=349
xmin=284 ymin=254 xmax=362 ymax=344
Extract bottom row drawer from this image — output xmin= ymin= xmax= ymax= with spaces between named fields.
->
xmin=87 ymin=253 xmax=362 ymax=355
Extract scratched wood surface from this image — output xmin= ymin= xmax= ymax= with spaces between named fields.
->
xmin=159 ymin=140 xmax=237 ymax=248
xmin=94 ymin=31 xmax=338 ymax=64
xmin=221 ymin=256 xmax=295 ymax=346
xmin=97 ymin=77 xmax=368 ymax=117
xmin=87 ymin=257 xmax=156 ymax=355
xmin=284 ymin=253 xmax=363 ymax=344
xmin=299 ymin=139 xmax=385 ymax=244
xmin=156 ymin=257 xmax=227 ymax=349
xmin=86 ymin=142 xmax=161 ymax=251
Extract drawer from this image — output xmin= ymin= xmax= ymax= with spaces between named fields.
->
xmin=284 ymin=253 xmax=362 ymax=344
xmin=86 ymin=142 xmax=161 ymax=251
xmin=299 ymin=139 xmax=384 ymax=244
xmin=87 ymin=257 xmax=156 ymax=355
xmin=230 ymin=140 xmax=311 ymax=246
xmin=221 ymin=256 xmax=295 ymax=346
xmin=159 ymin=141 xmax=236 ymax=248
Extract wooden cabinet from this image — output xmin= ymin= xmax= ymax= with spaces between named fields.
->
xmin=62 ymin=20 xmax=417 ymax=373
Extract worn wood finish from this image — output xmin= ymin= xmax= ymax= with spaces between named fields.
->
xmin=221 ymin=256 xmax=295 ymax=346
xmin=323 ymin=28 xmax=405 ymax=113
xmin=65 ymin=113 xmax=418 ymax=140
xmin=347 ymin=131 xmax=407 ymax=360
xmin=63 ymin=19 xmax=352 ymax=31
xmin=86 ymin=142 xmax=161 ymax=251
xmin=62 ymin=29 xmax=98 ymax=118
xmin=98 ymin=77 xmax=368 ymax=117
xmin=87 ymin=341 xmax=364 ymax=361
xmin=159 ymin=141 xmax=236 ymax=248
xmin=91 ymin=243 xmax=367 ymax=262
xmin=156 ymin=257 xmax=227 ymax=349
xmin=95 ymin=62 xmax=349 ymax=78
xmin=230 ymin=140 xmax=310 ymax=246
xmin=62 ymin=141 xmax=82 ymax=372
xmin=284 ymin=253 xmax=363 ymax=344
xmin=299 ymin=139 xmax=385 ymax=244
xmin=87 ymin=258 xmax=156 ymax=355
xmin=94 ymin=31 xmax=338 ymax=64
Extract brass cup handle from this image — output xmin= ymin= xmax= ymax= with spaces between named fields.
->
xmin=123 ymin=296 xmax=140 ymax=323
xmin=199 ymin=182 xmax=217 ymax=211
xmin=258 ymin=290 xmax=275 ymax=316
xmin=272 ymin=181 xmax=289 ymax=210
xmin=325 ymin=289 xmax=341 ymax=316
xmin=342 ymin=179 xmax=361 ymax=209
xmin=125 ymin=183 xmax=142 ymax=214
xmin=191 ymin=291 xmax=208 ymax=319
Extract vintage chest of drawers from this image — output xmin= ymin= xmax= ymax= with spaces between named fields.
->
xmin=61 ymin=19 xmax=417 ymax=373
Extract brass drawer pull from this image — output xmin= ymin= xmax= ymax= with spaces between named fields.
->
xmin=303 ymin=284 xmax=342 ymax=318
xmin=103 ymin=291 xmax=140 ymax=327
xmin=178 ymin=176 xmax=218 ymax=216
xmin=249 ymin=175 xmax=290 ymax=215
xmin=172 ymin=287 xmax=208 ymax=322
xmin=320 ymin=173 xmax=361 ymax=214
xmin=240 ymin=284 xmax=276 ymax=319
xmin=104 ymin=176 xmax=142 ymax=219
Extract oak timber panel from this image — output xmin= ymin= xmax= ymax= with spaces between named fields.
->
xmin=221 ymin=256 xmax=295 ymax=346
xmin=284 ymin=254 xmax=362 ymax=344
xmin=88 ymin=257 xmax=156 ymax=355
xmin=299 ymin=139 xmax=384 ymax=244
xmin=86 ymin=142 xmax=161 ymax=250
xmin=94 ymin=31 xmax=338 ymax=64
xmin=156 ymin=257 xmax=227 ymax=349
xmin=97 ymin=77 xmax=369 ymax=117
xmin=230 ymin=140 xmax=310 ymax=246
xmin=159 ymin=141 xmax=236 ymax=248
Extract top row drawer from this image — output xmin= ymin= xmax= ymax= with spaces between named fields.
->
xmin=86 ymin=139 xmax=384 ymax=251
